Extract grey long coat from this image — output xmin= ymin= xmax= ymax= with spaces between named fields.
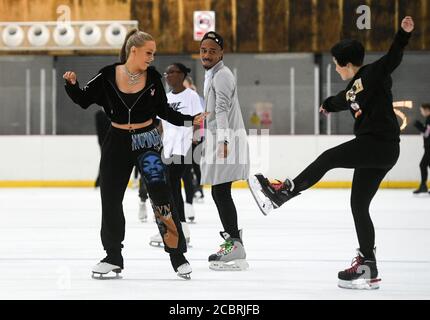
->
xmin=200 ymin=61 xmax=250 ymax=186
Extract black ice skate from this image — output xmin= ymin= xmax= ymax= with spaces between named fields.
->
xmin=413 ymin=184 xmax=428 ymax=195
xmin=248 ymin=173 xmax=300 ymax=215
xmin=338 ymin=249 xmax=380 ymax=290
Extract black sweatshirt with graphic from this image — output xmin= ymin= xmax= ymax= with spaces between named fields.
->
xmin=323 ymin=29 xmax=412 ymax=142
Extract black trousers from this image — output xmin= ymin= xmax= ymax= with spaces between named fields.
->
xmin=212 ymin=182 xmax=240 ymax=239
xmin=99 ymin=125 xmax=187 ymax=256
xmin=292 ymin=136 xmax=400 ymax=259
xmin=138 ymin=173 xmax=148 ymax=201
xmin=181 ymin=144 xmax=198 ymax=204
xmin=419 ymin=147 xmax=430 ymax=185
xmin=167 ymin=155 xmax=190 ymax=222
xmin=182 ymin=166 xmax=195 ymax=204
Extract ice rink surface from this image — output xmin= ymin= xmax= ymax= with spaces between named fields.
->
xmin=0 ymin=187 xmax=429 ymax=300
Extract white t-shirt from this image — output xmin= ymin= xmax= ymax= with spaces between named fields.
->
xmin=162 ymin=88 xmax=203 ymax=158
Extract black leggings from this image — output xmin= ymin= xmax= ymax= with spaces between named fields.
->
xmin=419 ymin=148 xmax=430 ymax=185
xmin=211 ymin=182 xmax=240 ymax=239
xmin=292 ymin=136 xmax=400 ymax=259
xmin=99 ymin=125 xmax=186 ymax=256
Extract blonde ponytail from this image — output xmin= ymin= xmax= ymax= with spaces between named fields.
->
xmin=119 ymin=29 xmax=154 ymax=63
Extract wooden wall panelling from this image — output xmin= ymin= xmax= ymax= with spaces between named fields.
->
xmin=210 ymin=0 xmax=234 ymax=52
xmin=367 ymin=0 xmax=396 ymax=51
xmin=263 ymin=0 xmax=287 ymax=52
xmin=236 ymin=0 xmax=259 ymax=52
xmin=288 ymin=0 xmax=313 ymax=52
xmin=316 ymin=0 xmax=343 ymax=52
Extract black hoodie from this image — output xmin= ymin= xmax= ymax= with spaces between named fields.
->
xmin=64 ymin=63 xmax=194 ymax=127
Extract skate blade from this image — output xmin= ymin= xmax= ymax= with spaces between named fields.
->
xmin=338 ymin=278 xmax=381 ymax=290
xmin=177 ymin=272 xmax=192 ymax=280
xmin=187 ymin=217 xmax=196 ymax=224
xmin=209 ymin=259 xmax=249 ymax=271
xmin=149 ymin=241 xmax=192 ymax=248
xmin=149 ymin=241 xmax=164 ymax=248
xmin=247 ymin=175 xmax=274 ymax=216
xmin=91 ymin=270 xmax=122 ymax=280
xmin=413 ymin=193 xmax=430 ymax=197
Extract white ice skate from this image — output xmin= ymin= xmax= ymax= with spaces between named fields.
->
xmin=149 ymin=232 xmax=163 ymax=247
xmin=176 ymin=262 xmax=192 ymax=280
xmin=149 ymin=222 xmax=191 ymax=248
xmin=209 ymin=231 xmax=249 ymax=271
xmin=138 ymin=200 xmax=148 ymax=223
xmin=193 ymin=189 xmax=204 ymax=203
xmin=91 ymin=262 xmax=122 ymax=280
xmin=185 ymin=203 xmax=196 ymax=223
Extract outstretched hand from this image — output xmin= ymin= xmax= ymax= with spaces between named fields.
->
xmin=193 ymin=112 xmax=210 ymax=126
xmin=401 ymin=16 xmax=414 ymax=33
xmin=319 ymin=105 xmax=329 ymax=116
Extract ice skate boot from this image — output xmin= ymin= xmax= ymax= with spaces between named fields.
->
xmin=91 ymin=253 xmax=123 ymax=280
xmin=194 ymin=188 xmax=204 ymax=203
xmin=248 ymin=173 xmax=299 ymax=215
xmin=185 ymin=203 xmax=196 ymax=223
xmin=413 ymin=184 xmax=428 ymax=195
xmin=208 ymin=230 xmax=249 ymax=271
xmin=149 ymin=232 xmax=163 ymax=248
xmin=138 ymin=200 xmax=148 ymax=223
xmin=149 ymin=222 xmax=191 ymax=248
xmin=170 ymin=253 xmax=192 ymax=280
xmin=338 ymin=249 xmax=380 ymax=290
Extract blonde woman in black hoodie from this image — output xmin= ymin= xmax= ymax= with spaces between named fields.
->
xmin=63 ymin=29 xmax=207 ymax=280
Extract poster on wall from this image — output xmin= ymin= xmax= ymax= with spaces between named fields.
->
xmin=193 ymin=11 xmax=215 ymax=41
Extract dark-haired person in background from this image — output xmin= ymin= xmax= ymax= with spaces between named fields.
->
xmin=183 ymin=76 xmax=205 ymax=205
xmin=250 ymin=17 xmax=414 ymax=289
xmin=149 ymin=63 xmax=203 ymax=247
xmin=413 ymin=103 xmax=430 ymax=194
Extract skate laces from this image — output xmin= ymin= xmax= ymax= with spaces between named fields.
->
xmin=217 ymin=240 xmax=235 ymax=255
xmin=345 ymin=256 xmax=364 ymax=274
xmin=270 ymin=179 xmax=288 ymax=192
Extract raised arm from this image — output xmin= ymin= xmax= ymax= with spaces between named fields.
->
xmin=63 ymin=71 xmax=104 ymax=109
xmin=372 ymin=16 xmax=413 ymax=76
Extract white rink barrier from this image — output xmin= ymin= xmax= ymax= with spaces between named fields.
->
xmin=0 ymin=135 xmax=425 ymax=188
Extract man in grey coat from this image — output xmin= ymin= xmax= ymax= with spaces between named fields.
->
xmin=199 ymin=31 xmax=250 ymax=271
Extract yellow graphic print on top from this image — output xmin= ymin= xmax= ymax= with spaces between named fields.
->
xmin=346 ymin=78 xmax=364 ymax=119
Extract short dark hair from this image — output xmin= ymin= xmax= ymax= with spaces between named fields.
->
xmin=172 ymin=63 xmax=191 ymax=75
xmin=331 ymin=39 xmax=365 ymax=67
xmin=171 ymin=63 xmax=191 ymax=80
xmin=421 ymin=103 xmax=430 ymax=111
